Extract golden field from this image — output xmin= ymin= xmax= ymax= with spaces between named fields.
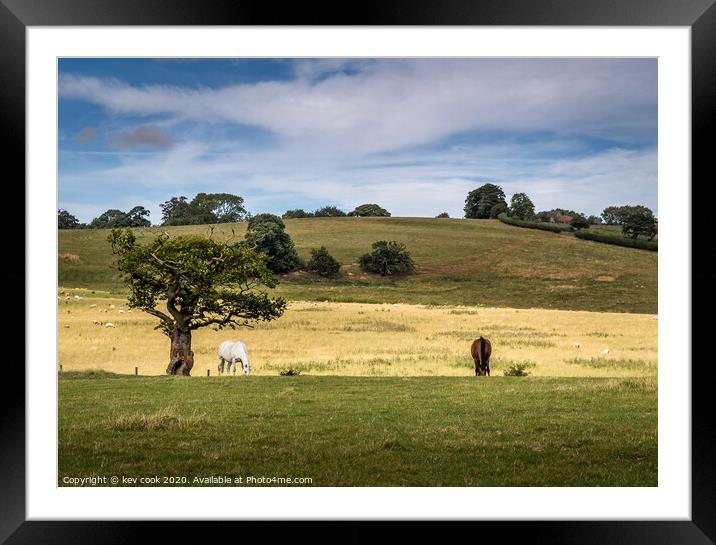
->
xmin=58 ymin=288 xmax=657 ymax=378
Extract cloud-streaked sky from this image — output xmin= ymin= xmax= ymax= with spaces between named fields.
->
xmin=58 ymin=58 xmax=657 ymax=223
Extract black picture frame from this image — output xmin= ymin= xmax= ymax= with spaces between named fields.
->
xmin=2 ymin=1 xmax=714 ymax=543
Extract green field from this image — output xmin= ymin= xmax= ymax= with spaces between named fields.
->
xmin=59 ymin=373 xmax=657 ymax=487
xmin=59 ymin=217 xmax=657 ymax=313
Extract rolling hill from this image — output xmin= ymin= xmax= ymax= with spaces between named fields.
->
xmin=58 ymin=217 xmax=657 ymax=313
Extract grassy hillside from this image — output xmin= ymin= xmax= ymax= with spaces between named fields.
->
xmin=59 ymin=217 xmax=657 ymax=313
xmin=59 ymin=373 xmax=657 ymax=486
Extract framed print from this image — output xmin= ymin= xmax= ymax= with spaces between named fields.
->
xmin=3 ymin=0 xmax=715 ymax=543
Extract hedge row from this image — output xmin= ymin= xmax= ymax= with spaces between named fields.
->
xmin=574 ymin=230 xmax=658 ymax=251
xmin=497 ymin=214 xmax=573 ymax=233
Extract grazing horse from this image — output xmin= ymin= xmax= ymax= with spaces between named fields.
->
xmin=218 ymin=340 xmax=251 ymax=376
xmin=470 ymin=336 xmax=492 ymax=376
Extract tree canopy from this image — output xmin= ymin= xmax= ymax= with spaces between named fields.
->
xmin=108 ymin=228 xmax=286 ymax=375
xmin=90 ymin=206 xmax=151 ymax=229
xmin=464 ymin=184 xmax=507 ymax=219
xmin=58 ymin=209 xmax=81 ymax=229
xmin=243 ymin=214 xmax=302 ymax=273
xmin=160 ymin=193 xmax=247 ymax=226
xmin=313 ymin=206 xmax=347 ymax=217
xmin=509 ymin=193 xmax=536 ymax=220
xmin=359 ymin=240 xmax=415 ymax=276
xmin=348 ymin=203 xmax=391 ymax=217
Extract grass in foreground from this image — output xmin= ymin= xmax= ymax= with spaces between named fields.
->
xmin=58 ymin=374 xmax=657 ymax=487
xmin=58 ymin=217 xmax=657 ymax=313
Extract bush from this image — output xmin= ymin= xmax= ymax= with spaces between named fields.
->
xmin=280 ymin=369 xmax=301 ymax=376
xmin=498 ymin=213 xmax=573 ymax=233
xmin=503 ymin=361 xmax=534 ymax=377
xmin=435 ymin=212 xmax=450 ymax=218
xmin=313 ymin=206 xmax=347 ymax=217
xmin=570 ymin=216 xmax=590 ymax=230
xmin=574 ymin=230 xmax=658 ymax=251
xmin=359 ymin=241 xmax=415 ymax=276
xmin=306 ymin=246 xmax=341 ymax=277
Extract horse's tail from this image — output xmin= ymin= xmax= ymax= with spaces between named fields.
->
xmin=479 ymin=336 xmax=487 ymax=369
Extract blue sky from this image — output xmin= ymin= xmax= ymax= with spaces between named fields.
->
xmin=58 ymin=58 xmax=657 ymax=223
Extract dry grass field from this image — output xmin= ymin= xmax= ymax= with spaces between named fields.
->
xmin=58 ymin=290 xmax=657 ymax=378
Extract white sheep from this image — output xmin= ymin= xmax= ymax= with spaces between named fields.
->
xmin=601 ymin=348 xmax=610 ymax=355
xmin=105 ymin=322 xmax=115 ymax=328
xmin=573 ymin=342 xmax=581 ymax=349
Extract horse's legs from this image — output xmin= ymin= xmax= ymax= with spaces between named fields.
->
xmin=218 ymin=357 xmax=224 ymax=375
xmin=230 ymin=359 xmax=237 ymax=375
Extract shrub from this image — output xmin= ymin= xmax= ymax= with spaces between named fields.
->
xmin=282 ymin=209 xmax=313 ymax=219
xmin=313 ymin=206 xmax=347 ymax=217
xmin=243 ymin=214 xmax=302 ymax=272
xmin=435 ymin=212 xmax=450 ymax=218
xmin=280 ymin=369 xmax=301 ymax=376
xmin=503 ymin=361 xmax=534 ymax=377
xmin=570 ymin=216 xmax=590 ymax=230
xmin=574 ymin=230 xmax=658 ymax=251
xmin=359 ymin=241 xmax=415 ymax=276
xmin=498 ymin=213 xmax=573 ymax=233
xmin=306 ymin=246 xmax=341 ymax=277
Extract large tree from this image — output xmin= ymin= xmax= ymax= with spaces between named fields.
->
xmin=313 ymin=206 xmax=347 ymax=217
xmin=108 ymin=229 xmax=286 ymax=375
xmin=509 ymin=193 xmax=535 ymax=220
xmin=243 ymin=214 xmax=302 ymax=273
xmin=464 ymin=183 xmax=507 ymax=219
xmin=191 ymin=192 xmax=248 ymax=223
xmin=348 ymin=203 xmax=391 ymax=217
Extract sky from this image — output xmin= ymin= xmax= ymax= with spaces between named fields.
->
xmin=58 ymin=58 xmax=657 ymax=224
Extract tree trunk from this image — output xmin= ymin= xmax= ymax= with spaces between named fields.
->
xmin=167 ymin=328 xmax=194 ymax=376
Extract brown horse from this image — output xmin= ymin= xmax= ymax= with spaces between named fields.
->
xmin=470 ymin=336 xmax=492 ymax=376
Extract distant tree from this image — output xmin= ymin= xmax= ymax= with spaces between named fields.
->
xmin=282 ymin=209 xmax=313 ymax=219
xmin=601 ymin=206 xmax=623 ymax=225
xmin=306 ymin=246 xmax=341 ymax=277
xmin=191 ymin=193 xmax=247 ymax=223
xmin=509 ymin=193 xmax=535 ymax=220
xmin=160 ymin=196 xmax=194 ymax=226
xmin=348 ymin=203 xmax=391 ymax=217
xmin=535 ymin=211 xmax=553 ymax=223
xmin=359 ymin=241 xmax=415 ymax=276
xmin=124 ymin=206 xmax=151 ymax=227
xmin=90 ymin=209 xmax=128 ymax=229
xmin=243 ymin=213 xmax=302 ymax=273
xmin=313 ymin=206 xmax=347 ymax=217
xmin=58 ymin=209 xmax=80 ymax=229
xmin=619 ymin=206 xmax=658 ymax=240
xmin=587 ymin=215 xmax=603 ymax=225
xmin=108 ymin=229 xmax=285 ymax=375
xmin=490 ymin=202 xmax=509 ymax=218
xmin=160 ymin=193 xmax=247 ymax=225
xmin=435 ymin=212 xmax=450 ymax=218
xmin=570 ymin=215 xmax=590 ymax=230
xmin=464 ymin=183 xmax=507 ymax=219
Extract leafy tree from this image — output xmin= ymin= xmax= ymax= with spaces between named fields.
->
xmin=435 ymin=212 xmax=450 ymax=218
xmin=282 ymin=209 xmax=313 ymax=219
xmin=161 ymin=193 xmax=247 ymax=225
xmin=535 ymin=211 xmax=553 ymax=223
xmin=58 ymin=209 xmax=80 ymax=229
xmin=160 ymin=196 xmax=194 ymax=225
xmin=313 ymin=206 xmax=347 ymax=217
xmin=620 ymin=206 xmax=657 ymax=240
xmin=108 ymin=229 xmax=285 ymax=375
xmin=90 ymin=209 xmax=128 ymax=229
xmin=125 ymin=206 xmax=151 ymax=227
xmin=569 ymin=215 xmax=590 ymax=230
xmin=348 ymin=203 xmax=391 ymax=217
xmin=306 ymin=246 xmax=341 ymax=277
xmin=359 ymin=241 xmax=415 ymax=276
xmin=463 ymin=183 xmax=507 ymax=219
xmin=490 ymin=202 xmax=508 ymax=218
xmin=243 ymin=214 xmax=302 ymax=273
xmin=191 ymin=192 xmax=247 ymax=223
xmin=509 ymin=193 xmax=535 ymax=220
xmin=601 ymin=206 xmax=623 ymax=225
xmin=587 ymin=215 xmax=603 ymax=225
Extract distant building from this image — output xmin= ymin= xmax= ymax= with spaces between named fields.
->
xmin=555 ymin=214 xmax=574 ymax=224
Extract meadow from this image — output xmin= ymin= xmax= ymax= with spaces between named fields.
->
xmin=59 ymin=373 xmax=657 ymax=486
xmin=59 ymin=217 xmax=657 ymax=313
xmin=57 ymin=217 xmax=658 ymax=486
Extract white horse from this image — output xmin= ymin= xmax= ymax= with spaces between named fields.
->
xmin=218 ymin=340 xmax=251 ymax=376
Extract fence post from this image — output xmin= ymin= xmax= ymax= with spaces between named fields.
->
xmin=135 ymin=366 xmax=138 ymax=376
xmin=59 ymin=364 xmax=62 ymax=373
xmin=207 ymin=369 xmax=210 ymax=376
